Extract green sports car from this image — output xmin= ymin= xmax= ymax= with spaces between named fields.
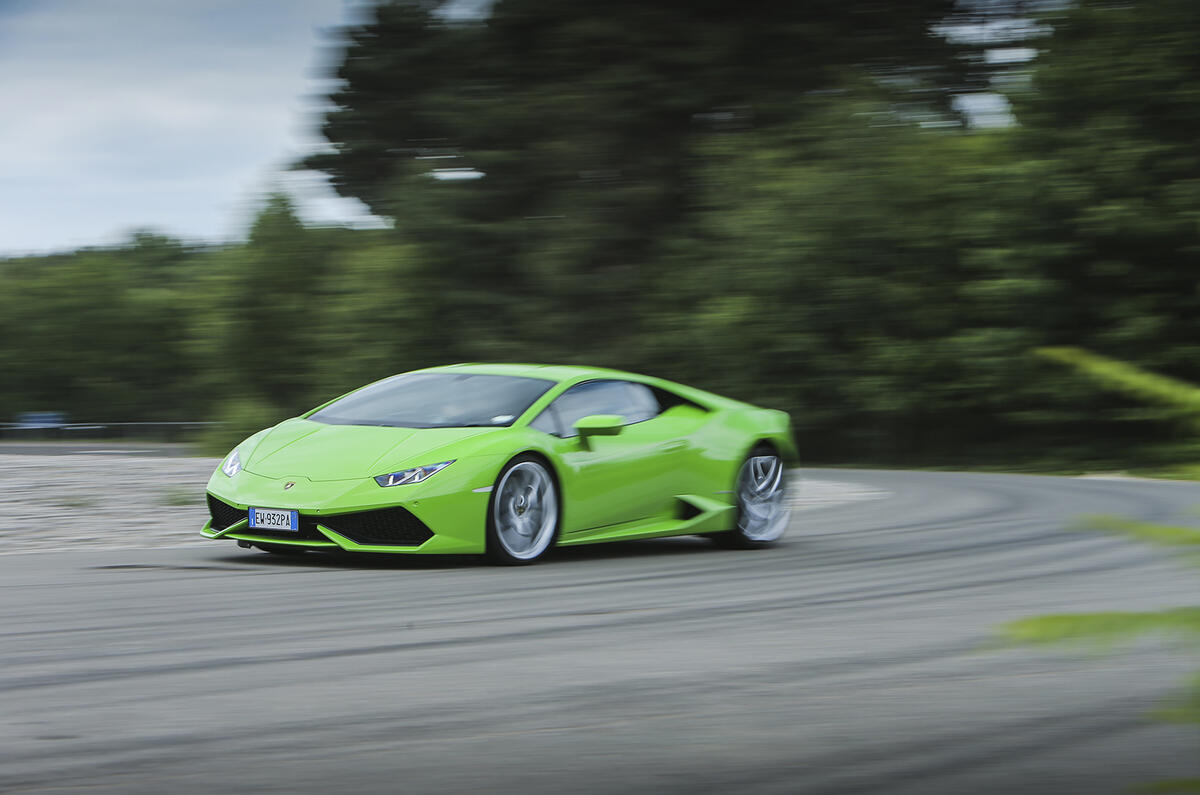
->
xmin=202 ymin=363 xmax=795 ymax=564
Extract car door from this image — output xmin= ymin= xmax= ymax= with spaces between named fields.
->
xmin=531 ymin=380 xmax=683 ymax=532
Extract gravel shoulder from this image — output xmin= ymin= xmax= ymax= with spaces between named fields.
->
xmin=0 ymin=454 xmax=219 ymax=553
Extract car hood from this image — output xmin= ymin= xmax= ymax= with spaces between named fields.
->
xmin=244 ymin=418 xmax=498 ymax=482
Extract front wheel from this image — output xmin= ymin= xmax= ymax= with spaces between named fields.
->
xmin=713 ymin=446 xmax=789 ymax=549
xmin=486 ymin=456 xmax=560 ymax=565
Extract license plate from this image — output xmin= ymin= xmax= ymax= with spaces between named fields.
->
xmin=248 ymin=507 xmax=299 ymax=532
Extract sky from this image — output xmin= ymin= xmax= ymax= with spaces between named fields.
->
xmin=0 ymin=0 xmax=383 ymax=256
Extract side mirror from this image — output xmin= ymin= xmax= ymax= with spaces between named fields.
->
xmin=573 ymin=414 xmax=624 ymax=446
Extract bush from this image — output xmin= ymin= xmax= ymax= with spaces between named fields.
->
xmin=198 ymin=398 xmax=287 ymax=457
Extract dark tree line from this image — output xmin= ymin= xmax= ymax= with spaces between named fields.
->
xmin=4 ymin=0 xmax=1200 ymax=466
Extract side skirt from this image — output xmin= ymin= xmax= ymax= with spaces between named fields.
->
xmin=558 ymin=494 xmax=733 ymax=547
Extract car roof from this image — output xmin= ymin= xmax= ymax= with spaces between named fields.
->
xmin=416 ymin=362 xmax=644 ymax=384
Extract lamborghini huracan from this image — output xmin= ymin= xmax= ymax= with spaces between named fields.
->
xmin=202 ymin=363 xmax=795 ymax=564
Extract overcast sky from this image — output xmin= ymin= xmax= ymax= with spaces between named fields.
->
xmin=0 ymin=0 xmax=383 ymax=256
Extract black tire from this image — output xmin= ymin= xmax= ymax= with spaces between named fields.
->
xmin=486 ymin=454 xmax=560 ymax=565
xmin=712 ymin=444 xmax=788 ymax=549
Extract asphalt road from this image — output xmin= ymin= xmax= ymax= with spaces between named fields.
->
xmin=1 ymin=469 xmax=1197 ymax=794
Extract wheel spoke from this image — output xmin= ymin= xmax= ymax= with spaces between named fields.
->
xmin=494 ymin=461 xmax=558 ymax=560
xmin=759 ymin=458 xmax=781 ymax=494
xmin=736 ymin=453 xmax=789 ymax=542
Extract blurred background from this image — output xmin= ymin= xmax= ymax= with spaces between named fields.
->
xmin=3 ymin=0 xmax=1199 ymax=470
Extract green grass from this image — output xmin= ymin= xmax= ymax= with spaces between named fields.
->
xmin=159 ymin=487 xmax=204 ymax=507
xmin=1004 ymin=608 xmax=1200 ymax=648
xmin=53 ymin=495 xmax=99 ymax=509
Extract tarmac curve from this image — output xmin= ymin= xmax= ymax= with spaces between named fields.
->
xmin=0 ymin=468 xmax=1198 ymax=794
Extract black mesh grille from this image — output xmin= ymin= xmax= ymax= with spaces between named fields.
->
xmin=207 ymin=495 xmax=246 ymax=531
xmin=208 ymin=496 xmax=432 ymax=547
xmin=318 ymin=506 xmax=433 ymax=546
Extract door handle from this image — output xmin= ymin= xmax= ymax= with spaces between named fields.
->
xmin=659 ymin=440 xmax=687 ymax=452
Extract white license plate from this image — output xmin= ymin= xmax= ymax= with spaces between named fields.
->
xmin=248 ymin=507 xmax=299 ymax=532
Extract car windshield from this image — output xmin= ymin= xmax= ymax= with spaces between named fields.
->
xmin=308 ymin=373 xmax=555 ymax=429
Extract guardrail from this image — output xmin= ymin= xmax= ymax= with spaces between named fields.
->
xmin=0 ymin=422 xmax=221 ymax=442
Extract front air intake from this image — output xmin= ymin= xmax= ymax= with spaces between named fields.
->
xmin=318 ymin=506 xmax=433 ymax=546
xmin=207 ymin=494 xmax=246 ymax=531
xmin=208 ymin=495 xmax=433 ymax=547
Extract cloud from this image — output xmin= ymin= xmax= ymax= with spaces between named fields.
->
xmin=0 ymin=0 xmax=378 ymax=255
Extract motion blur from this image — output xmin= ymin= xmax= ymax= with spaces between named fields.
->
xmin=3 ymin=0 xmax=1198 ymax=472
xmin=2 ymin=3 xmax=1200 ymax=793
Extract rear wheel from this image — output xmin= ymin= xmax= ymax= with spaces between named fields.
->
xmin=713 ymin=445 xmax=789 ymax=549
xmin=486 ymin=456 xmax=559 ymax=565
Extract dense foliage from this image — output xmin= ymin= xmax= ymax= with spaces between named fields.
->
xmin=4 ymin=0 xmax=1200 ymax=466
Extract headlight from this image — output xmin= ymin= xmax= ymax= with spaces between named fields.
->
xmin=221 ymin=449 xmax=242 ymax=478
xmin=374 ymin=460 xmax=453 ymax=487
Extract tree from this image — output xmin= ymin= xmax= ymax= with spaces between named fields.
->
xmin=307 ymin=0 xmax=967 ymax=219
xmin=217 ymin=194 xmax=332 ymax=412
xmin=1010 ymin=0 xmax=1200 ymax=381
xmin=0 ymin=237 xmax=204 ymax=423
xmin=303 ymin=1 xmax=973 ymax=375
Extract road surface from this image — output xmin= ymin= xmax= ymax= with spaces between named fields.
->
xmin=1 ymin=469 xmax=1197 ymax=793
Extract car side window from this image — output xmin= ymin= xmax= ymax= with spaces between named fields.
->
xmin=621 ymin=382 xmax=661 ymax=424
xmin=539 ymin=380 xmax=662 ymax=437
xmin=528 ymin=405 xmax=562 ymax=436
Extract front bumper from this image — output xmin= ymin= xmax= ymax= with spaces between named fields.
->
xmin=202 ymin=459 xmax=503 ymax=554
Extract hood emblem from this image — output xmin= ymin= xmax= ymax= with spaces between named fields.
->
xmin=283 ymin=481 xmax=295 ymax=490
